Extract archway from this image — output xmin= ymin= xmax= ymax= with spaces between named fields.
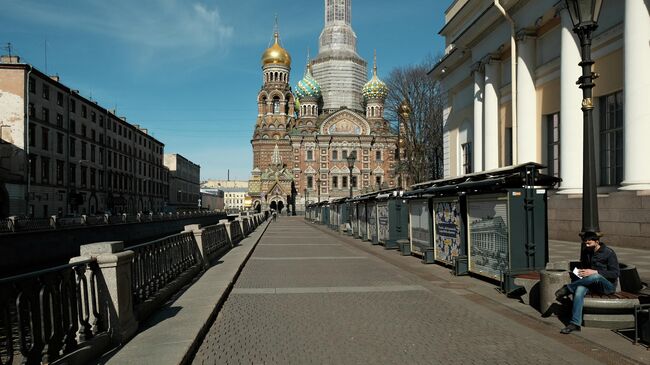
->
xmin=277 ymin=201 xmax=284 ymax=213
xmin=254 ymin=201 xmax=261 ymax=213
xmin=270 ymin=201 xmax=277 ymax=211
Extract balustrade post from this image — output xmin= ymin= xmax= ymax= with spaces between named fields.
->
xmin=75 ymin=241 xmax=138 ymax=344
xmin=220 ymin=219 xmax=232 ymax=245
xmin=183 ymin=224 xmax=208 ymax=268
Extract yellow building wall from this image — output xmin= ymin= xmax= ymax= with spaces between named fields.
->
xmin=593 ymin=48 xmax=623 ymax=97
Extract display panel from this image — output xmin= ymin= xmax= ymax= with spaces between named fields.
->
xmin=367 ymin=202 xmax=377 ymax=240
xmin=351 ymin=204 xmax=358 ymax=234
xmin=467 ymin=197 xmax=509 ymax=280
xmin=409 ymin=199 xmax=431 ymax=254
xmin=377 ymin=203 xmax=389 ymax=243
xmin=433 ymin=199 xmax=462 ymax=265
xmin=359 ymin=203 xmax=367 ymax=237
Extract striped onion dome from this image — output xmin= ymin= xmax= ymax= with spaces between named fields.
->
xmin=294 ymin=65 xmax=321 ymax=100
xmin=362 ymin=52 xmax=388 ymax=100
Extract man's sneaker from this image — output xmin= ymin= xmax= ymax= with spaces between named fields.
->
xmin=555 ymin=285 xmax=570 ymax=300
xmin=560 ymin=323 xmax=581 ymax=334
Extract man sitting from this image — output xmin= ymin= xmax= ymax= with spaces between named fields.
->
xmin=554 ymin=231 xmax=620 ymax=334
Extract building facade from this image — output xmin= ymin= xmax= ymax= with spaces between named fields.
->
xmin=0 ymin=56 xmax=168 ymax=217
xmin=200 ymin=189 xmax=225 ymax=211
xmin=432 ymin=0 xmax=650 ymax=248
xmin=164 ymin=153 xmax=200 ymax=212
xmin=249 ymin=0 xmax=398 ymax=212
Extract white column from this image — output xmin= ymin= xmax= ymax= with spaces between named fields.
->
xmin=483 ymin=56 xmax=500 ymax=170
xmin=516 ymin=30 xmax=538 ymax=164
xmin=472 ymin=63 xmax=484 ymax=172
xmin=620 ymin=0 xmax=650 ymax=191
xmin=557 ymin=5 xmax=583 ymax=194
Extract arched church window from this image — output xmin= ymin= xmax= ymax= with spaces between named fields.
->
xmin=273 ymin=96 xmax=280 ymax=114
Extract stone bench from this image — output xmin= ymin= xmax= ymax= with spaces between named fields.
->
xmin=513 ymin=272 xmax=541 ymax=306
xmin=583 ymin=292 xmax=642 ymax=329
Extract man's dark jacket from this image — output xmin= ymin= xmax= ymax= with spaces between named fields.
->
xmin=580 ymin=243 xmax=620 ymax=283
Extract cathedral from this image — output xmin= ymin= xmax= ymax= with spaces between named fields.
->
xmin=248 ymin=0 xmax=398 ymax=212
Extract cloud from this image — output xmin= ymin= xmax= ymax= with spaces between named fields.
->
xmin=6 ymin=0 xmax=234 ymax=59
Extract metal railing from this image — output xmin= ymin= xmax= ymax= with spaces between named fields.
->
xmin=130 ymin=232 xmax=201 ymax=306
xmin=0 ymin=259 xmax=105 ymax=365
xmin=229 ymin=221 xmax=244 ymax=245
xmin=0 ymin=211 xmax=223 ymax=234
xmin=200 ymin=224 xmax=231 ymax=262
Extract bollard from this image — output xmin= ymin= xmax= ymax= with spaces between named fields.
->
xmin=421 ymin=248 xmax=434 ymax=264
xmin=397 ymin=239 xmax=410 ymax=256
xmin=539 ymin=269 xmax=571 ymax=315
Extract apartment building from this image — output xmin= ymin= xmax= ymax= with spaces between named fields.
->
xmin=164 ymin=153 xmax=200 ymax=212
xmin=0 ymin=55 xmax=168 ymax=217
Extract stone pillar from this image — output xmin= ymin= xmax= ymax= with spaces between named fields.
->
xmin=620 ymin=0 xmax=650 ymax=191
xmin=184 ymin=224 xmax=207 ymax=266
xmin=220 ymin=219 xmax=232 ymax=243
xmin=483 ymin=56 xmax=501 ymax=170
xmin=77 ymin=241 xmax=138 ymax=344
xmin=472 ymin=62 xmax=484 ymax=172
xmin=516 ymin=29 xmax=538 ymax=164
xmin=557 ymin=4 xmax=584 ymax=194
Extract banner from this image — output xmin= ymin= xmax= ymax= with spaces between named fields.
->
xmin=434 ymin=200 xmax=462 ymax=264
xmin=467 ymin=198 xmax=509 ymax=280
xmin=377 ymin=203 xmax=389 ymax=243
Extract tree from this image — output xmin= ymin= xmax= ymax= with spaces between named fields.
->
xmin=385 ymin=57 xmax=444 ymax=185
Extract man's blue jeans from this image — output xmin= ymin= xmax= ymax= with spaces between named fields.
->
xmin=567 ymin=274 xmax=616 ymax=326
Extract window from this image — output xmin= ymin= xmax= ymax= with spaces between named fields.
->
xmin=29 ymin=77 xmax=35 ymax=93
xmin=90 ymin=145 xmax=96 ymax=162
xmin=375 ymin=150 xmax=382 ymax=161
xmin=351 ymin=176 xmax=357 ymax=188
xmin=28 ymin=103 xmax=35 ymax=118
xmin=81 ymin=142 xmax=87 ymax=159
xmin=332 ymin=150 xmax=338 ymax=160
xmin=91 ymin=111 xmax=96 ymax=123
xmin=41 ymin=107 xmax=49 ymax=123
xmin=306 ymin=150 xmax=313 ymax=160
xmin=375 ymin=176 xmax=382 ymax=188
xmin=99 ymin=171 xmax=104 ymax=189
xmin=41 ymin=128 xmax=49 ymax=150
xmin=56 ymin=133 xmax=63 ymax=153
xmin=599 ymin=91 xmax=624 ymax=186
xmin=332 ymin=176 xmax=338 ymax=188
xmin=81 ymin=124 xmax=87 ymax=137
xmin=99 ymin=115 xmax=104 ymax=127
xmin=29 ymin=154 xmax=37 ymax=181
xmin=70 ymin=99 xmax=76 ymax=113
xmin=41 ymin=157 xmax=50 ymax=182
xmin=56 ymin=113 xmax=63 ymax=127
xmin=80 ymin=166 xmax=87 ymax=186
xmin=69 ymin=137 xmax=76 ymax=157
xmin=70 ymin=120 xmax=76 ymax=134
xmin=307 ymin=176 xmax=314 ymax=189
xmin=462 ymin=142 xmax=472 ymax=174
xmin=91 ymin=129 xmax=96 ymax=141
xmin=546 ymin=113 xmax=560 ymax=179
xmin=81 ymin=105 xmax=87 ymax=118
xmin=57 ymin=92 xmax=63 ymax=106
xmin=342 ymin=176 xmax=348 ymax=188
xmin=42 ymin=84 xmax=49 ymax=100
xmin=90 ymin=168 xmax=96 ymax=187
xmin=342 ymin=150 xmax=348 ymax=159
xmin=56 ymin=160 xmax=64 ymax=184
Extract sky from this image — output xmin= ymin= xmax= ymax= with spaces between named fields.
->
xmin=1 ymin=0 xmax=452 ymax=181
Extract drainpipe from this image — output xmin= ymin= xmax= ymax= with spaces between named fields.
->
xmin=494 ymin=0 xmax=517 ymax=165
xmin=25 ymin=64 xmax=33 ymax=216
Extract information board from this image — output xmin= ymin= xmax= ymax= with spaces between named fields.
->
xmin=359 ymin=203 xmax=367 ymax=238
xmin=409 ymin=199 xmax=431 ymax=253
xmin=467 ymin=197 xmax=509 ymax=280
xmin=434 ymin=199 xmax=462 ymax=265
xmin=367 ymin=202 xmax=377 ymax=240
xmin=377 ymin=203 xmax=390 ymax=243
xmin=351 ymin=205 xmax=358 ymax=234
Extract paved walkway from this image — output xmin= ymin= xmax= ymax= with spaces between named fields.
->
xmin=193 ymin=217 xmax=649 ymax=365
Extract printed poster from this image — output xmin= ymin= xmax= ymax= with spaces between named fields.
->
xmin=467 ymin=198 xmax=509 ymax=280
xmin=434 ymin=200 xmax=462 ymax=264
xmin=367 ymin=203 xmax=377 ymax=240
xmin=377 ymin=203 xmax=389 ymax=243
xmin=359 ymin=204 xmax=367 ymax=237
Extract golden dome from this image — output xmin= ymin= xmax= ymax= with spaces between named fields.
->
xmin=261 ymin=32 xmax=291 ymax=67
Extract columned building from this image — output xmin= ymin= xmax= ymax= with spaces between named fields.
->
xmin=249 ymin=0 xmax=398 ymax=212
xmin=431 ymin=0 xmax=650 ymax=248
xmin=0 ymin=56 xmax=168 ymax=217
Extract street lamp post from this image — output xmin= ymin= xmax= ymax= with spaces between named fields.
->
xmin=304 ymin=188 xmax=308 ymax=212
xmin=346 ymin=154 xmax=356 ymax=231
xmin=397 ymin=99 xmax=411 ymax=189
xmin=316 ymin=178 xmax=321 ymax=203
xmin=566 ymin=0 xmax=603 ymax=238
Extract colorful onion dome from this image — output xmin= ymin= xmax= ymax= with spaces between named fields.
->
xmin=261 ymin=32 xmax=291 ymax=67
xmin=362 ymin=51 xmax=388 ymax=100
xmin=294 ymin=65 xmax=321 ymax=99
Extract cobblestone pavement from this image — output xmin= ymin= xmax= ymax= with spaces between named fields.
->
xmin=192 ymin=217 xmax=629 ymax=365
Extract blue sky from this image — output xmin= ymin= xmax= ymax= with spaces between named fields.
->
xmin=1 ymin=0 xmax=452 ymax=180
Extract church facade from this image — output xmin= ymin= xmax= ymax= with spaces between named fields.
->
xmin=249 ymin=0 xmax=398 ymax=212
